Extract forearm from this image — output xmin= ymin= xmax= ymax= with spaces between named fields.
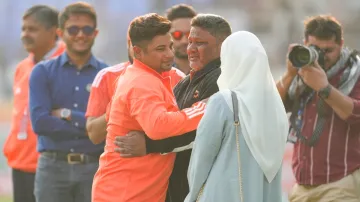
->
xmin=86 ymin=114 xmax=107 ymax=144
xmin=137 ymin=102 xmax=205 ymax=140
xmin=31 ymin=113 xmax=83 ymax=135
xmin=276 ymin=72 xmax=296 ymax=101
xmin=146 ymin=131 xmax=196 ymax=154
xmin=70 ymin=110 xmax=87 ymax=129
xmin=324 ymin=86 xmax=354 ymax=120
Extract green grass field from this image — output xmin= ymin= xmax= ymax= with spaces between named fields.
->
xmin=0 ymin=195 xmax=12 ymax=202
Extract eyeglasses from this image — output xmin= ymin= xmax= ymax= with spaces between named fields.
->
xmin=66 ymin=26 xmax=95 ymax=36
xmin=171 ymin=31 xmax=190 ymax=41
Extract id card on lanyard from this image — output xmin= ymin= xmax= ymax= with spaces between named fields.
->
xmin=17 ymin=107 xmax=28 ymax=140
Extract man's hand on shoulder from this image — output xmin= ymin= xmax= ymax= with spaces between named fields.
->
xmin=114 ymin=131 xmax=147 ymax=158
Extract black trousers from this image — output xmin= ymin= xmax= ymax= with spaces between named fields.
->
xmin=165 ymin=150 xmax=192 ymax=202
xmin=12 ymin=168 xmax=36 ymax=202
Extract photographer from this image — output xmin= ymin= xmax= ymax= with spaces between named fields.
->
xmin=277 ymin=15 xmax=360 ymax=201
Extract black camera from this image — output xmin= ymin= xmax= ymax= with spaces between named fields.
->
xmin=288 ymin=45 xmax=325 ymax=68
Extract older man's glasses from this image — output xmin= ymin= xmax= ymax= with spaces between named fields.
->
xmin=66 ymin=26 xmax=95 ymax=36
xmin=171 ymin=31 xmax=190 ymax=41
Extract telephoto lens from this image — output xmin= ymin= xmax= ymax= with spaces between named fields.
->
xmin=288 ymin=45 xmax=321 ymax=68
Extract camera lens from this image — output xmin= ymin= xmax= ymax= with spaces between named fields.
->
xmin=289 ymin=46 xmax=312 ymax=68
xmin=295 ymin=48 xmax=310 ymax=64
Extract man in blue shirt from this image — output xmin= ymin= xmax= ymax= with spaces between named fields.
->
xmin=29 ymin=2 xmax=107 ymax=202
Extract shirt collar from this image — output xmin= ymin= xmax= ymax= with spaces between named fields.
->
xmin=43 ymin=41 xmax=60 ymax=60
xmin=59 ymin=52 xmax=100 ymax=70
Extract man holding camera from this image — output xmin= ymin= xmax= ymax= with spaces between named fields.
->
xmin=277 ymin=15 xmax=360 ymax=202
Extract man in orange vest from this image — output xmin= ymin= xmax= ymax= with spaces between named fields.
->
xmin=3 ymin=5 xmax=65 ymax=202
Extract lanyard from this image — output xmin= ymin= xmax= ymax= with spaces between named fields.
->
xmin=17 ymin=106 xmax=29 ymax=140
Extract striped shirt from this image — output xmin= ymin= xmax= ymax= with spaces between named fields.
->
xmin=287 ymin=68 xmax=360 ymax=185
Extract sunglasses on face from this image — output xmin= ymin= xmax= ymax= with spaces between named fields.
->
xmin=66 ymin=26 xmax=95 ymax=36
xmin=171 ymin=31 xmax=190 ymax=41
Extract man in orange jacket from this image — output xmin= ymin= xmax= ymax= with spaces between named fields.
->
xmin=3 ymin=5 xmax=65 ymax=202
xmin=92 ymin=13 xmax=206 ymax=202
xmin=85 ymin=36 xmax=185 ymax=145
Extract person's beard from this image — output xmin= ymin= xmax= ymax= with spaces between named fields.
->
xmin=174 ymin=44 xmax=188 ymax=59
xmin=67 ymin=39 xmax=94 ymax=56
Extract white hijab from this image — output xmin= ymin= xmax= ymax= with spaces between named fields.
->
xmin=217 ymin=31 xmax=289 ymax=182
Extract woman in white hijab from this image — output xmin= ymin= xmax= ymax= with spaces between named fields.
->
xmin=185 ymin=31 xmax=289 ymax=202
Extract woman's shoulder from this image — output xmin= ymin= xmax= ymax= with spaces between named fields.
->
xmin=208 ymin=89 xmax=231 ymax=103
xmin=206 ymin=90 xmax=233 ymax=114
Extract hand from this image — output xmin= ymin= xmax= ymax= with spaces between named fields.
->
xmin=51 ymin=109 xmax=62 ymax=118
xmin=114 ymin=131 xmax=147 ymax=158
xmin=286 ymin=44 xmax=300 ymax=77
xmin=298 ymin=60 xmax=329 ymax=91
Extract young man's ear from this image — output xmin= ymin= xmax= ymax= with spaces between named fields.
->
xmin=302 ymin=38 xmax=307 ymax=45
xmin=133 ymin=46 xmax=142 ymax=59
xmin=56 ymin=28 xmax=64 ymax=38
xmin=339 ymin=38 xmax=344 ymax=47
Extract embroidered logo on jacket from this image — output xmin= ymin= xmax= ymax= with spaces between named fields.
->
xmin=193 ymin=90 xmax=199 ymax=99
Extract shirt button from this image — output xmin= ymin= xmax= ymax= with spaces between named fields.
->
xmin=77 ymin=72 xmax=80 ymax=75
xmin=75 ymin=122 xmax=79 ymax=127
xmin=75 ymin=86 xmax=79 ymax=91
xmin=74 ymin=103 xmax=78 ymax=108
xmin=70 ymin=148 xmax=74 ymax=152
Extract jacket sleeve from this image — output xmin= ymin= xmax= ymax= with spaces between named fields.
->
xmin=86 ymin=68 xmax=110 ymax=117
xmin=145 ymin=131 xmax=196 ymax=154
xmin=29 ymin=62 xmax=84 ymax=136
xmin=129 ymin=81 xmax=205 ymax=140
xmin=146 ymin=73 xmax=220 ymax=154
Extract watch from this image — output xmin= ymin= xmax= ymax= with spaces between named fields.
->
xmin=60 ymin=108 xmax=71 ymax=120
xmin=317 ymin=84 xmax=332 ymax=100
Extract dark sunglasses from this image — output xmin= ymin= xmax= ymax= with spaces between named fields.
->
xmin=171 ymin=31 xmax=190 ymax=41
xmin=66 ymin=26 xmax=95 ymax=36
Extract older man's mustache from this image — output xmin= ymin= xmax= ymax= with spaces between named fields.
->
xmin=22 ymin=37 xmax=34 ymax=45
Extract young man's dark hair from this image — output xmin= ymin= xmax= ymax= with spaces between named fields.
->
xmin=166 ymin=4 xmax=197 ymax=21
xmin=59 ymin=2 xmax=97 ymax=29
xmin=304 ymin=15 xmax=343 ymax=44
xmin=23 ymin=5 xmax=59 ymax=29
xmin=128 ymin=13 xmax=171 ymax=49
xmin=166 ymin=4 xmax=197 ymax=74
xmin=191 ymin=14 xmax=232 ymax=42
